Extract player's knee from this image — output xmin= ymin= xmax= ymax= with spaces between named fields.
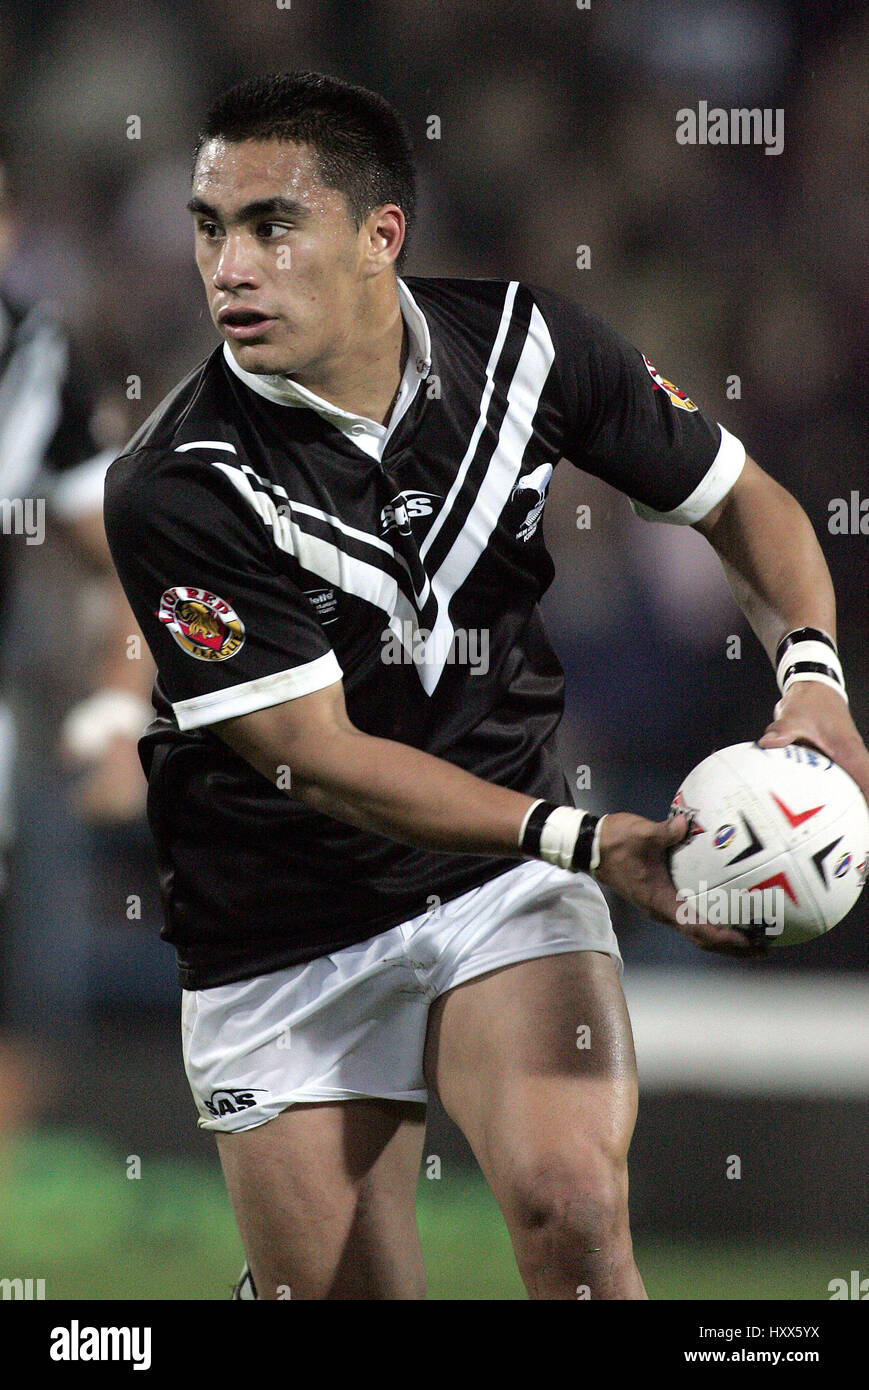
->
xmin=507 ymin=1152 xmax=628 ymax=1254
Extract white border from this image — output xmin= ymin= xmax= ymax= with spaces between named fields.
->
xmin=173 ymin=650 xmax=342 ymax=731
xmin=630 ymin=424 xmax=746 ymax=525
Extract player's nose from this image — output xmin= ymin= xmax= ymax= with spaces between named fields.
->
xmin=212 ymin=234 xmax=259 ymax=290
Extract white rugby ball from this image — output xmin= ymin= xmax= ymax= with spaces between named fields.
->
xmin=668 ymin=742 xmax=869 ymax=946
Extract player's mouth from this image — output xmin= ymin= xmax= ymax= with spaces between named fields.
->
xmin=217 ymin=307 xmax=278 ymax=340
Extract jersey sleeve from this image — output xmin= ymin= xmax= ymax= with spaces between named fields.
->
xmin=103 ymin=448 xmax=342 ymax=732
xmin=529 ymin=284 xmax=745 ymax=524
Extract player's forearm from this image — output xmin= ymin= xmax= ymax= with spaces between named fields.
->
xmin=702 ymin=461 xmax=837 ymax=663
xmin=223 ymin=717 xmax=534 ymax=856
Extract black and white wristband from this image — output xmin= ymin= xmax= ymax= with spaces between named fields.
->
xmin=775 ymin=627 xmax=847 ymax=704
xmin=518 ymin=800 xmax=607 ymax=876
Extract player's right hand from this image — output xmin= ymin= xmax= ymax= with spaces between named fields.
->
xmin=595 ymin=811 xmax=766 ymax=957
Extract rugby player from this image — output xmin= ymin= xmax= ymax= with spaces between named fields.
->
xmin=103 ymin=72 xmax=869 ymax=1300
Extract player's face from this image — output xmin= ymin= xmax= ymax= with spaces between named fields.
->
xmin=190 ymin=138 xmax=373 ymax=379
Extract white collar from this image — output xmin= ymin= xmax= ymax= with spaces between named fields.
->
xmin=221 ymin=277 xmax=431 ymax=429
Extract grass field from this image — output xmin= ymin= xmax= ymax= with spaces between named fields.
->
xmin=0 ymin=1130 xmax=857 ymax=1300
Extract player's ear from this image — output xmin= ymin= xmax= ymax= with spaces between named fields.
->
xmin=361 ymin=204 xmax=405 ymax=276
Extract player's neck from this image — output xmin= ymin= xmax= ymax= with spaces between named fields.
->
xmin=289 ymin=281 xmax=407 ymax=427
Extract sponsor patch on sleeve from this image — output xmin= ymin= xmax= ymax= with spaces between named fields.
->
xmin=641 ymin=354 xmax=698 ymax=411
xmin=158 ymin=586 xmax=245 ymax=661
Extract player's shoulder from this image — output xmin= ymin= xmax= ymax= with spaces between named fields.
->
xmin=113 ymin=346 xmax=231 ymax=459
xmin=402 ymin=274 xmax=517 ymax=311
xmin=402 ymin=273 xmax=602 ymax=345
xmin=105 ymin=347 xmax=238 ymax=495
xmin=403 ymin=272 xmax=557 ymax=315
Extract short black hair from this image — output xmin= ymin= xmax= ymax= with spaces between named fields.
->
xmin=193 ymin=71 xmax=417 ymax=269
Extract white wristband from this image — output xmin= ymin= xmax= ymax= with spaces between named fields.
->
xmin=61 ymin=690 xmax=153 ymax=759
xmin=538 ymin=806 xmax=587 ymax=871
xmin=776 ymin=639 xmax=847 ymax=704
xmin=519 ymin=800 xmax=603 ymax=873
xmin=780 ymin=670 xmax=848 ymax=702
xmin=589 ymin=814 xmax=607 ymax=875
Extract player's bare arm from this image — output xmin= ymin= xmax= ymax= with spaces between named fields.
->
xmin=214 ymin=679 xmax=756 ymax=956
xmin=215 ymin=677 xmax=532 ymax=855
xmin=694 ymin=454 xmax=869 ymax=803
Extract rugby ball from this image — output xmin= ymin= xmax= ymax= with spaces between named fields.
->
xmin=668 ymin=742 xmax=869 ymax=945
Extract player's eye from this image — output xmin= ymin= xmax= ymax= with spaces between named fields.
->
xmin=257 ymin=222 xmax=291 ymax=240
xmin=196 ymin=220 xmax=222 ymax=240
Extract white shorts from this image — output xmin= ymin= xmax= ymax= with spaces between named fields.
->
xmin=181 ymin=857 xmax=621 ymax=1132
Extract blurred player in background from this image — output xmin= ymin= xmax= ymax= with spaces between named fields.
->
xmin=104 ymin=73 xmax=869 ymax=1300
xmin=0 ymin=137 xmax=153 ymax=1133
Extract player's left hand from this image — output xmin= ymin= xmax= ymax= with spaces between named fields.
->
xmin=757 ymin=682 xmax=869 ymax=807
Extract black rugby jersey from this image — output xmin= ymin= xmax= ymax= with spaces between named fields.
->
xmin=104 ymin=277 xmax=745 ymax=989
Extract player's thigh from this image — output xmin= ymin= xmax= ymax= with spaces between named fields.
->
xmin=216 ymin=1097 xmax=427 ymax=1300
xmin=423 ymin=951 xmax=638 ymax=1201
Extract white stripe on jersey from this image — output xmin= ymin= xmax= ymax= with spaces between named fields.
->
xmin=211 ymin=457 xmax=423 ymax=663
xmin=175 ymin=440 xmax=238 ymax=454
xmin=211 ymin=458 xmax=432 ymax=612
xmin=419 ymin=282 xmax=519 ymax=563
xmin=629 ymin=424 xmax=746 ymax=525
xmin=200 ymin=287 xmax=555 ymax=694
xmin=421 ymin=302 xmax=556 ymax=694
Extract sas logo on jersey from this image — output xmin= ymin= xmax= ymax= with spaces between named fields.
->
xmin=510 ymin=462 xmax=553 ymax=542
xmin=380 ymin=490 xmax=439 ymax=535
xmin=158 ymin=586 xmax=245 ymax=662
xmin=641 ymin=355 xmax=698 ymax=412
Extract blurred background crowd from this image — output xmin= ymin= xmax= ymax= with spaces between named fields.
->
xmin=0 ymin=0 xmax=865 ymax=1283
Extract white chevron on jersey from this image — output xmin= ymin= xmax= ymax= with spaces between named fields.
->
xmin=202 ymin=291 xmax=555 ymax=693
xmin=175 ymin=445 xmax=430 ymax=618
xmin=419 ymin=282 xmax=519 ymax=564
xmin=210 ymin=457 xmax=433 ymax=619
xmin=211 ymin=457 xmax=423 ymax=661
xmin=420 ymin=302 xmax=556 ymax=693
